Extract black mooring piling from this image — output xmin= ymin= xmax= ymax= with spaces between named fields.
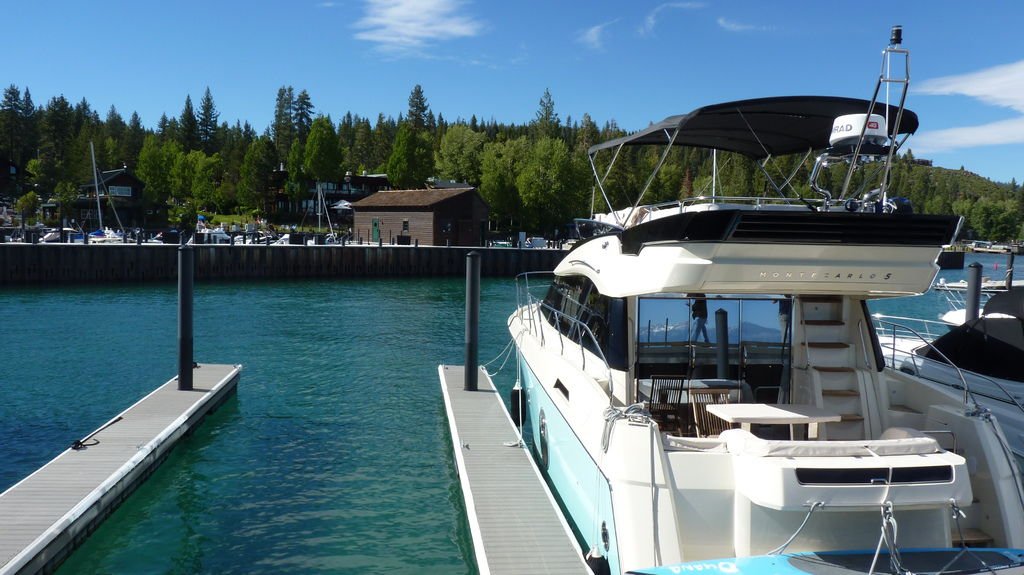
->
xmin=965 ymin=262 xmax=982 ymax=323
xmin=178 ymin=244 xmax=194 ymax=390
xmin=464 ymin=251 xmax=480 ymax=391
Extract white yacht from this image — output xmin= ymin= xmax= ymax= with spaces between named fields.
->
xmin=508 ymin=28 xmax=1024 ymax=575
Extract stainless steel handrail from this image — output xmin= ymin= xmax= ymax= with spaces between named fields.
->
xmin=873 ymin=318 xmax=976 ymax=409
xmin=514 ymin=272 xmax=616 ymax=397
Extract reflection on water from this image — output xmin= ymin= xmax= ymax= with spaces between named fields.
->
xmin=2 ymin=278 xmax=517 ymax=575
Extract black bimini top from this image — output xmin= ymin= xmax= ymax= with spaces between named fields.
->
xmin=590 ymin=96 xmax=919 ymax=159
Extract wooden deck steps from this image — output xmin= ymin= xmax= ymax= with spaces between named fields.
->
xmin=813 ymin=366 xmax=855 ymax=373
xmin=806 ymin=342 xmax=850 ymax=349
xmin=822 ymin=389 xmax=860 ymax=397
xmin=952 ymin=527 xmax=994 ymax=547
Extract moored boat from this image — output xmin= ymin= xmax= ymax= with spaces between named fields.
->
xmin=508 ymin=27 xmax=1024 ymax=575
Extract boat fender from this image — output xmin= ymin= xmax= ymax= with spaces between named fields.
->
xmin=585 ymin=546 xmax=611 ymax=575
xmin=538 ymin=410 xmax=549 ymax=470
xmin=510 ymin=385 xmax=526 ymax=427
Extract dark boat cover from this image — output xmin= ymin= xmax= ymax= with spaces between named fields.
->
xmin=589 ymin=96 xmax=918 ymax=159
xmin=922 ymin=306 xmax=1024 ymax=384
xmin=984 ymin=288 xmax=1024 ymax=319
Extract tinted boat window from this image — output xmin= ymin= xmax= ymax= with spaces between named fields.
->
xmin=541 ymin=276 xmax=627 ymax=370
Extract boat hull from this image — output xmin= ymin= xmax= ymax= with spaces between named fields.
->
xmin=629 ymin=548 xmax=1024 ymax=575
xmin=518 ymin=352 xmax=621 ymax=574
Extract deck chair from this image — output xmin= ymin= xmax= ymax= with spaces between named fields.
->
xmin=691 ymin=388 xmax=732 ymax=438
xmin=648 ymin=376 xmax=687 ymax=435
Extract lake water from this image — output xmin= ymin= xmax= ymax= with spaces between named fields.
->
xmin=0 ymin=252 xmax=1012 ymax=574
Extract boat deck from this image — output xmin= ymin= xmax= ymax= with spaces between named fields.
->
xmin=438 ymin=365 xmax=590 ymax=575
xmin=0 ymin=363 xmax=241 ymax=575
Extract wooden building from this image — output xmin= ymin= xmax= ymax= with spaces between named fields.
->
xmin=352 ymin=188 xmax=489 ymax=246
xmin=274 ymin=172 xmax=391 ymax=218
xmin=75 ymin=168 xmax=155 ymax=229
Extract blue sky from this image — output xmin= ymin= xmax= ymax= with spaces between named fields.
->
xmin=8 ymin=1 xmax=1024 ymax=184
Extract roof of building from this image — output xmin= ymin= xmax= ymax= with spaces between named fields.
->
xmin=352 ymin=188 xmax=477 ymax=209
xmin=79 ymin=167 xmax=143 ymax=190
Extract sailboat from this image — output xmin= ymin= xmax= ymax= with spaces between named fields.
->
xmin=85 ymin=142 xmax=125 ymax=243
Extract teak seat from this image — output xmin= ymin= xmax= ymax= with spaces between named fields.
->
xmin=648 ymin=376 xmax=687 ymax=435
xmin=692 ymin=388 xmax=732 ymax=438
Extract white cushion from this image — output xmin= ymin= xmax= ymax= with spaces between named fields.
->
xmin=720 ymin=429 xmax=940 ymax=457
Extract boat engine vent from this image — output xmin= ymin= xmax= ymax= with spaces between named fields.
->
xmin=728 ymin=212 xmax=960 ymax=246
xmin=796 ymin=465 xmax=953 ymax=485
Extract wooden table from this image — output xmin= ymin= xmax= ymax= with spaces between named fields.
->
xmin=705 ymin=403 xmax=841 ymax=439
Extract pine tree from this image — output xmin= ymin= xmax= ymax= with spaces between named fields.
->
xmin=386 ymin=123 xmax=433 ymax=188
xmin=15 ymin=87 xmax=37 ymax=171
xmin=179 ymin=95 xmax=199 ymax=151
xmin=42 ymin=95 xmax=75 ymax=164
xmin=337 ymin=112 xmax=356 ymax=169
xmin=0 ymin=85 xmax=21 ymax=165
xmin=531 ymin=88 xmax=560 ymax=140
xmin=293 ymin=89 xmax=314 ymax=144
xmin=72 ymin=98 xmax=98 ymax=136
xmin=198 ymin=87 xmax=220 ymax=154
xmin=125 ymin=112 xmax=146 ymax=167
xmin=407 ymin=85 xmax=430 ymax=133
xmin=351 ymin=118 xmax=373 ymax=173
xmin=371 ymin=113 xmax=394 ymax=172
xmin=272 ymin=86 xmax=295 ymax=161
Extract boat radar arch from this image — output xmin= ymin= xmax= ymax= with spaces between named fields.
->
xmin=829 ymin=114 xmax=887 ymax=148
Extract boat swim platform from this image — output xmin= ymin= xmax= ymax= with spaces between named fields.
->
xmin=0 ymin=363 xmax=241 ymax=575
xmin=438 ymin=365 xmax=591 ymax=575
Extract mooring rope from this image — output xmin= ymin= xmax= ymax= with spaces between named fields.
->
xmin=767 ymin=501 xmax=823 ymax=556
xmin=601 ymin=403 xmax=649 ymax=453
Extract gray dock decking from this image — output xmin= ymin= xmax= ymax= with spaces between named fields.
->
xmin=439 ymin=365 xmax=590 ymax=575
xmin=0 ymin=363 xmax=241 ymax=575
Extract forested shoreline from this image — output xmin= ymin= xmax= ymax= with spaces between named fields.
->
xmin=1 ymin=83 xmax=1021 ymax=239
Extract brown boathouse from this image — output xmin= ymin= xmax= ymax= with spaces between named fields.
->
xmin=352 ymin=188 xmax=489 ymax=247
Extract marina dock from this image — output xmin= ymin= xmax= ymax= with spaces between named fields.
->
xmin=0 ymin=244 xmax=565 ymax=285
xmin=438 ymin=365 xmax=590 ymax=575
xmin=0 ymin=363 xmax=241 ymax=575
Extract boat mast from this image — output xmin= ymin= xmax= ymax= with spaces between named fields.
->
xmin=90 ymin=141 xmax=104 ymax=230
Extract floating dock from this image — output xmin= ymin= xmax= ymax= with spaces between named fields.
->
xmin=0 ymin=363 xmax=241 ymax=575
xmin=438 ymin=365 xmax=590 ymax=575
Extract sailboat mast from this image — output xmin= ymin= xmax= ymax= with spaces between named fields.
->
xmin=90 ymin=141 xmax=104 ymax=230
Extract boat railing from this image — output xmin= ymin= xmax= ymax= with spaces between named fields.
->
xmin=678 ymin=195 xmax=841 ymax=209
xmin=871 ymin=313 xmax=952 ymax=343
xmin=873 ymin=316 xmax=981 ymax=409
xmin=514 ymin=272 xmax=615 ymax=395
xmin=614 ymin=195 xmax=851 ymax=226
